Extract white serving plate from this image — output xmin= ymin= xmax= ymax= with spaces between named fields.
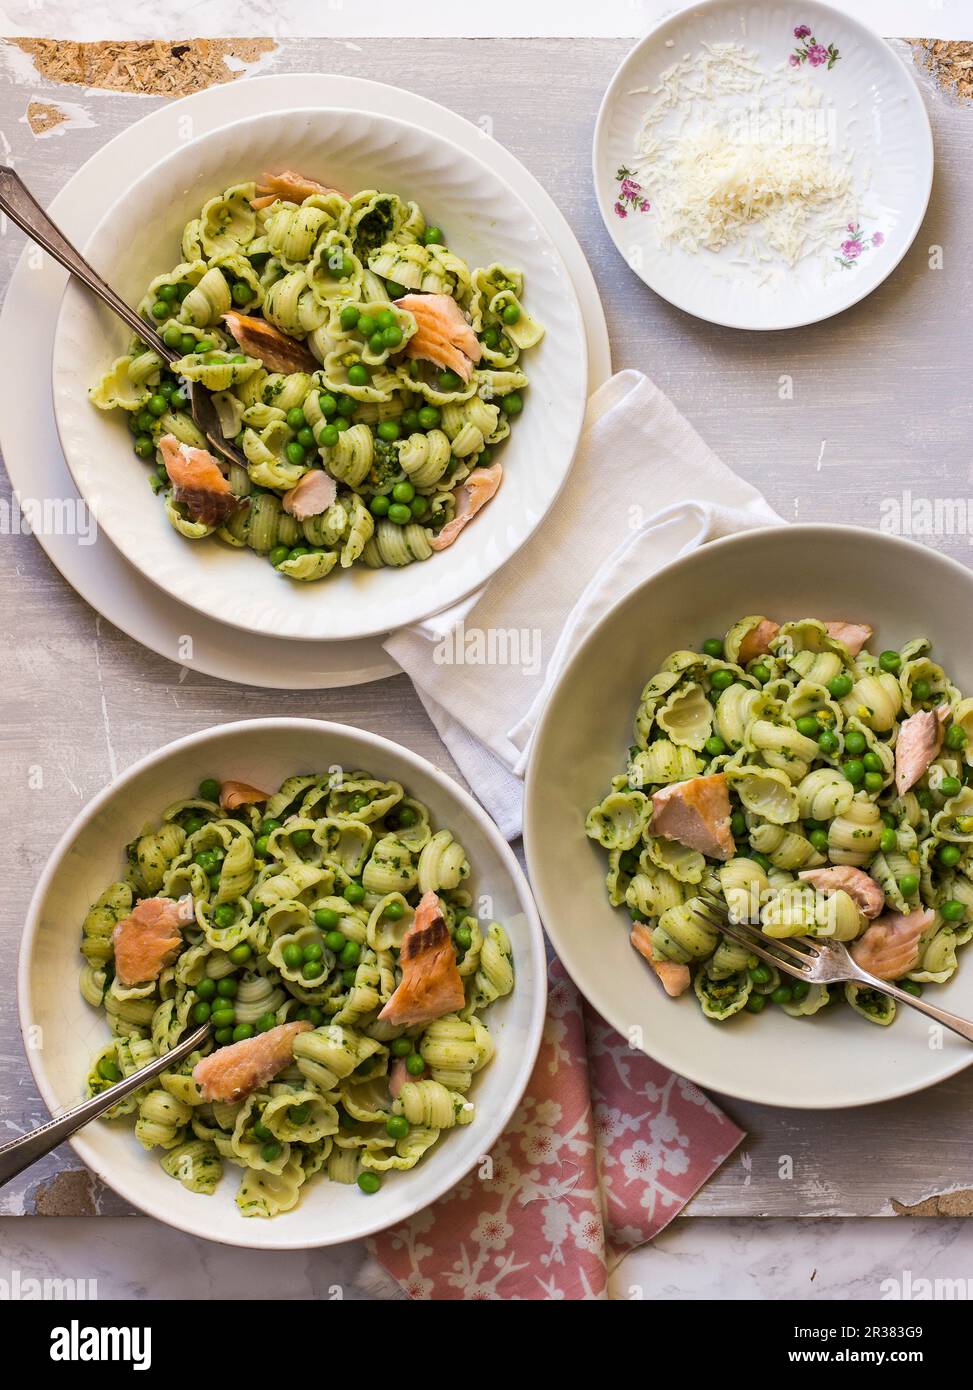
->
xmin=593 ymin=0 xmax=933 ymax=330
xmin=53 ymin=106 xmax=587 ymax=643
xmin=525 ymin=525 xmax=973 ymax=1109
xmin=19 ymin=718 xmax=546 ymax=1249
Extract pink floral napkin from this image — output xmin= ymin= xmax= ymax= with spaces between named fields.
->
xmin=369 ymin=960 xmax=744 ymax=1299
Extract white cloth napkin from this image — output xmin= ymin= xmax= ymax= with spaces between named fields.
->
xmin=384 ymin=369 xmax=784 ymax=839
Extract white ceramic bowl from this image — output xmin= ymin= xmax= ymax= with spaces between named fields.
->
xmin=53 ymin=107 xmax=587 ymax=641
xmin=525 ymin=526 xmax=973 ymax=1109
xmin=593 ymin=0 xmax=933 ymax=330
xmin=19 ymin=719 xmax=546 ymax=1249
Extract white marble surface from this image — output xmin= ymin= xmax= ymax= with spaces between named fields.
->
xmin=2 ymin=1216 xmax=972 ymax=1300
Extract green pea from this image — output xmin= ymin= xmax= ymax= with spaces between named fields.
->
xmin=751 ymin=851 xmax=772 ymax=873
xmin=730 ymin=811 xmax=746 ymax=837
xmin=750 ymin=662 xmax=771 ymax=684
xmin=382 ymin=900 xmax=404 ymax=921
xmin=863 ymin=771 xmax=884 ymax=793
xmin=303 ymin=960 xmax=324 ymax=979
xmin=828 ymin=674 xmax=853 ymax=699
xmin=373 ymin=308 xmax=394 ymax=331
xmin=291 ymin=829 xmax=312 ymax=849
xmin=134 ymin=435 xmax=155 ymax=460
xmin=288 ymin=1104 xmax=310 ymax=1126
xmin=879 ymin=650 xmax=901 ymax=674
xmin=817 ymin=729 xmax=839 ymax=755
xmin=844 ymin=730 xmax=867 ymax=756
xmin=377 ymin=420 xmax=400 ymax=442
xmin=336 ymin=393 xmax=358 ymax=417
xmin=843 ymin=759 xmax=865 ymax=786
xmin=178 ymin=334 xmax=197 ymax=355
xmin=386 ymin=1114 xmax=410 ymax=1140
xmin=256 ymin=1012 xmax=277 ymax=1033
xmin=191 ymin=1000 xmax=211 ymax=1024
xmin=898 ymin=873 xmax=919 ymax=897
xmin=502 ymin=302 xmax=521 ymax=325
xmin=151 ymin=300 xmax=169 ymax=319
xmin=339 ymin=305 xmax=360 ymax=331
xmin=228 ymin=1024 xmax=251 ymax=1044
xmin=163 ymin=324 xmax=184 ymax=349
xmin=216 ymin=977 xmax=237 ymax=998
xmin=939 ymin=776 xmax=962 ymax=799
xmin=748 ymin=964 xmax=772 ymax=985
xmin=196 ymin=339 xmax=214 ymax=353
xmin=745 ymin=993 xmax=766 ymax=1014
xmin=145 ymin=394 xmax=167 ymax=418
xmin=260 ymin=1140 xmax=281 ymax=1161
xmin=771 ymin=985 xmax=793 ymax=1006
xmin=795 ymin=716 xmax=819 ymax=738
xmin=418 ymin=405 xmax=440 ymax=429
xmin=282 ymin=943 xmax=304 ymax=969
xmin=500 ymin=391 xmax=523 ymax=416
xmin=329 ymin=255 xmax=355 ymax=280
xmin=401 ymin=409 xmax=420 ymax=432
xmin=790 ymin=981 xmax=810 ymax=1002
xmin=253 ymin=1120 xmax=273 ymax=1142
xmin=269 ymin=546 xmax=289 ymax=569
xmin=388 ymin=503 xmax=412 ymax=525
xmin=482 ymin=326 xmax=501 ymax=349
xmin=383 ymin=324 xmax=403 ymax=349
xmin=385 ymin=279 xmax=407 ymax=298
xmin=455 ymin=925 xmax=473 ymax=950
xmin=422 ymin=226 xmax=444 ymax=246
xmin=285 ymin=406 xmax=306 ymax=431
xmin=199 ymin=778 xmax=221 ymax=802
xmin=367 ymin=331 xmax=385 ymax=354
xmin=289 ymin=547 xmax=309 ymax=560
xmin=302 ymin=943 xmax=324 ymax=965
xmin=196 ymin=978 xmax=217 ymax=1001
xmin=410 ymin=496 xmax=429 ymax=519
xmin=340 ymin=940 xmax=361 ymax=967
xmin=391 ymin=1038 xmax=413 ymax=1057
xmin=324 ymin=930 xmax=346 ymax=954
xmin=231 ymin=280 xmax=254 ymax=305
xmin=170 ymin=389 xmax=188 ymax=410
xmin=912 ymin=678 xmax=932 ymax=703
xmin=193 ymin=849 xmax=216 ymax=869
xmin=343 ymin=881 xmax=365 ymax=904
xmin=213 ymin=904 xmax=235 ymax=928
xmin=98 ymin=1057 xmax=123 ymax=1082
xmin=438 ymin=369 xmax=462 ymax=392
xmin=880 ymin=827 xmax=898 ymax=853
xmin=406 ymin=1053 xmax=426 ymax=1076
xmin=357 ymin=314 xmax=376 ymax=338
xmin=316 ymin=424 xmax=339 ymax=451
xmin=284 ymin=441 xmax=305 ymax=467
xmin=915 ymin=788 xmax=933 ymax=810
xmin=703 ymin=734 xmax=726 ymax=757
xmin=809 ymin=829 xmax=829 ymax=852
xmin=357 ymin=1171 xmax=381 ymax=1194
xmin=902 ymin=980 xmax=923 ymax=998
xmin=318 ymin=393 xmax=338 ymax=418
xmin=946 ymin=724 xmax=968 ymax=750
xmin=939 ymin=843 xmax=962 ymax=867
xmin=942 ymin=899 xmax=966 ymax=922
xmin=214 ymin=1027 xmax=234 ymax=1046
xmin=861 ymin=751 xmax=882 ymax=773
xmin=211 ymin=1008 xmax=236 ymax=1029
xmin=366 ymin=497 xmax=388 ymax=521
xmin=341 ymin=968 xmax=358 ymax=988
xmin=701 ymin=638 xmax=723 ymax=658
xmin=314 ymin=907 xmax=340 ymax=930
xmin=347 ymin=363 xmax=369 ymax=387
xmin=306 ymin=1007 xmax=323 ymax=1025
xmin=710 ymin=670 xmax=734 ymax=692
xmin=391 ymin=480 xmax=415 ymax=504
xmin=397 ymin=807 xmax=417 ymax=827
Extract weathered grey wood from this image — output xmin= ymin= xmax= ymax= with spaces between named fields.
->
xmin=0 ymin=36 xmax=972 ymax=1218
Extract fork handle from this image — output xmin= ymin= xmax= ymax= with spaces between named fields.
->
xmin=0 ymin=1023 xmax=211 ymax=1191
xmin=0 ymin=166 xmax=178 ymax=363
xmin=858 ymin=973 xmax=973 ymax=1044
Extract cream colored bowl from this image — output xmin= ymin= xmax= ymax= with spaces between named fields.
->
xmin=19 ymin=719 xmax=546 ymax=1248
xmin=525 ymin=525 xmax=973 ymax=1109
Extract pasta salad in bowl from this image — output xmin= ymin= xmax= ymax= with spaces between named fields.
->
xmin=52 ymin=108 xmax=586 ymax=642
xmin=20 ymin=720 xmax=545 ymax=1248
xmin=524 ymin=525 xmax=973 ymax=1108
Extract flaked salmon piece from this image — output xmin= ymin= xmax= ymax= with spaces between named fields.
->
xmin=388 ymin=1056 xmax=410 ymax=1100
xmin=251 ymin=169 xmax=345 ymax=210
xmin=737 ymin=618 xmax=780 ymax=666
xmin=823 ymin=621 xmax=873 ymax=657
xmin=798 ymin=865 xmax=885 ymax=919
xmin=113 ymin=894 xmax=194 ymax=986
xmin=850 ymin=908 xmax=932 ymax=981
xmin=428 ymin=462 xmax=502 ymax=552
xmin=222 ymin=311 xmax=317 ymax=375
xmin=630 ymin=924 xmax=691 ymax=997
xmin=159 ymin=435 xmax=244 ymax=528
xmin=377 ymin=891 xmax=465 ymax=1028
xmin=282 ymin=469 xmax=337 ymax=520
xmin=192 ymin=1021 xmax=313 ymax=1103
xmin=650 ymin=773 xmax=735 ymax=862
xmin=894 ymin=705 xmax=950 ymax=795
xmin=219 ymin=780 xmax=270 ymax=813
xmin=394 ymin=293 xmax=482 ymax=382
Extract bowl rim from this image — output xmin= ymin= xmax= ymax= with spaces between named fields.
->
xmin=591 ymin=0 xmax=934 ymax=332
xmin=18 ymin=716 xmax=548 ymax=1248
xmin=53 ymin=103 xmax=589 ymax=642
xmin=524 ymin=522 xmax=973 ymax=1109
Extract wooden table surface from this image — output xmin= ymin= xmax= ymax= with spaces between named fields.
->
xmin=1 ymin=35 xmax=971 ymax=1219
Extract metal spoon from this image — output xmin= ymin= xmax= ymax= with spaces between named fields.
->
xmin=0 ymin=165 xmax=246 ymax=472
xmin=0 ymin=1023 xmax=211 ymax=1190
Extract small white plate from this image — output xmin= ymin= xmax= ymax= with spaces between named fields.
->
xmin=53 ymin=107 xmax=587 ymax=643
xmin=20 ymin=718 xmax=547 ymax=1249
xmin=593 ymin=0 xmax=933 ymax=330
xmin=0 ymin=73 xmax=610 ymax=687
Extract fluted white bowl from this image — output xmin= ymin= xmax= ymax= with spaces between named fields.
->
xmin=19 ymin=719 xmax=546 ymax=1249
xmin=53 ymin=109 xmax=587 ymax=641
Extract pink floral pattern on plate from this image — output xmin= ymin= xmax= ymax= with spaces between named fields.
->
xmin=613 ymin=166 xmax=650 ymax=219
xmin=836 ymin=221 xmax=885 ymax=268
xmin=369 ymin=959 xmax=744 ymax=1299
xmin=789 ymin=23 xmax=840 ymax=70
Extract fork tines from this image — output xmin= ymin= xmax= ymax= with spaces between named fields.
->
xmin=696 ymin=891 xmax=815 ymax=980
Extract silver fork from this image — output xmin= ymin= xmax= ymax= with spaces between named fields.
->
xmin=0 ymin=166 xmax=247 ymax=473
xmin=696 ymin=890 xmax=973 ymax=1043
xmin=0 ymin=1023 xmax=211 ymax=1191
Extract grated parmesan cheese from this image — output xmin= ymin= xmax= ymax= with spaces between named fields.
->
xmin=632 ymin=41 xmax=860 ymax=272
